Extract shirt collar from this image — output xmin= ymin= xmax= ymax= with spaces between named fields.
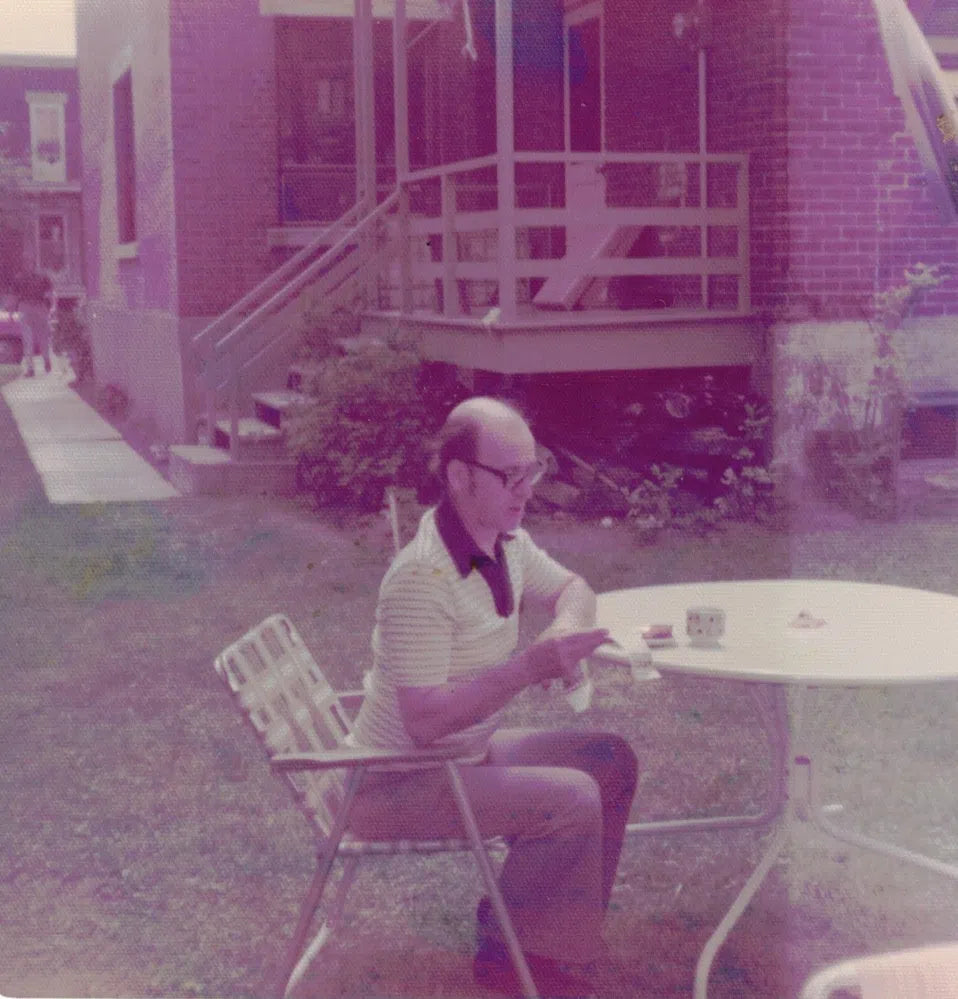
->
xmin=436 ymin=497 xmax=512 ymax=578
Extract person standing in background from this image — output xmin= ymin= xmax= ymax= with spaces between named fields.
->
xmin=13 ymin=269 xmax=53 ymax=377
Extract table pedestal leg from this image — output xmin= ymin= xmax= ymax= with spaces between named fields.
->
xmin=693 ymin=712 xmax=805 ymax=999
xmin=810 ymin=779 xmax=958 ymax=880
xmin=813 ymin=812 xmax=958 ymax=879
xmin=695 ymin=684 xmax=958 ymax=998
xmin=798 ymin=686 xmax=958 ymax=879
xmin=693 ymin=821 xmax=791 ymax=999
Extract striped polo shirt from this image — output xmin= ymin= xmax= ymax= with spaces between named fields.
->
xmin=350 ymin=502 xmax=573 ymax=762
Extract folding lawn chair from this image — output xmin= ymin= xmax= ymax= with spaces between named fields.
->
xmin=215 ymin=613 xmax=539 ymax=999
xmin=799 ymin=942 xmax=958 ymax=998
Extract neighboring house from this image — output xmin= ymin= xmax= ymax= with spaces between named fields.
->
xmin=75 ymin=0 xmax=958 ymax=482
xmin=0 ymin=53 xmax=84 ymax=312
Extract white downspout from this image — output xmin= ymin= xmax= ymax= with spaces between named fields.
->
xmin=495 ymin=0 xmax=517 ymax=321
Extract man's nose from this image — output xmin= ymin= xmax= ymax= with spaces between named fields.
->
xmin=514 ymin=476 xmax=535 ymax=501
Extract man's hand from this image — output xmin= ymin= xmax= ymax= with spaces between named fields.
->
xmin=397 ymin=628 xmax=609 ymax=746
xmin=521 ymin=628 xmax=610 ymax=688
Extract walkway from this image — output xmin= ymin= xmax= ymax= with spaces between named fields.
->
xmin=1 ymin=364 xmax=180 ymax=504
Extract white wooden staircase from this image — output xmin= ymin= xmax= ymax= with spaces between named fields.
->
xmin=169 ymin=193 xmax=401 ymax=496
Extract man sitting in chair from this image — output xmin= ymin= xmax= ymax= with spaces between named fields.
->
xmin=348 ymin=397 xmax=639 ymax=999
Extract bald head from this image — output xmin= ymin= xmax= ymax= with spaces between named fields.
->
xmin=432 ymin=396 xmax=532 ymax=485
xmin=447 ymin=397 xmax=527 ymax=438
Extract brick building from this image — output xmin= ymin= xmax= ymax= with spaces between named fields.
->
xmin=0 ymin=53 xmax=84 ymax=310
xmin=75 ymin=0 xmax=957 ymax=453
xmin=76 ymin=0 xmax=277 ymax=441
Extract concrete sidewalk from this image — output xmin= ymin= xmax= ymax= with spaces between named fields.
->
xmin=1 ymin=365 xmax=180 ymax=504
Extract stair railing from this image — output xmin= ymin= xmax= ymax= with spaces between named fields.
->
xmin=195 ymin=190 xmax=401 ymax=459
xmin=192 ymin=204 xmax=360 ymax=366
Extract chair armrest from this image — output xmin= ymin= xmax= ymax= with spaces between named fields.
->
xmin=272 ymin=745 xmax=465 ymax=772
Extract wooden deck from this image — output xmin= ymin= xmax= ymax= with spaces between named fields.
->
xmin=365 ymin=307 xmax=763 ymax=374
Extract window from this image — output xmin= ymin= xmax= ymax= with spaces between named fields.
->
xmin=112 ymin=70 xmax=136 ymax=244
xmin=37 ymin=214 xmax=66 ymax=273
xmin=26 ymin=92 xmax=67 ymax=183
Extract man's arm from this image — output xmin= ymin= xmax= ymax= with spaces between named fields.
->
xmin=550 ymin=573 xmax=598 ymax=630
xmin=397 ymin=628 xmax=609 ymax=747
xmin=515 ymin=528 xmax=598 ymax=633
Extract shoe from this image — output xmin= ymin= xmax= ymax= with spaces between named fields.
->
xmin=473 ymin=941 xmax=596 ymax=999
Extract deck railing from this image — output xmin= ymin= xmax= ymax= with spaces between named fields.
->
xmin=196 ymin=150 xmax=751 ymax=458
xmin=389 ymin=151 xmax=750 ymax=320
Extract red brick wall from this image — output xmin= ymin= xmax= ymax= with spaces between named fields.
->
xmin=708 ymin=0 xmax=790 ymax=315
xmin=783 ymin=0 xmax=958 ymax=320
xmin=627 ymin=0 xmax=958 ymax=322
xmin=169 ymin=0 xmax=278 ymax=318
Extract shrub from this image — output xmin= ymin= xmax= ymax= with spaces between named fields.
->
xmin=782 ymin=262 xmax=945 ymax=519
xmin=296 ymin=303 xmax=362 ymax=361
xmin=95 ymin=383 xmax=130 ymax=422
xmin=285 ymin=334 xmax=465 ymax=512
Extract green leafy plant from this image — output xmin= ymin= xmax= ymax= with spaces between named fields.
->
xmin=625 ymin=463 xmax=685 ymax=536
xmin=783 ymin=263 xmax=944 ymax=519
xmin=285 ymin=332 xmax=464 ymax=512
xmin=95 ymin=383 xmax=130 ymax=422
xmin=0 ymin=164 xmax=28 ymax=295
xmin=534 ymin=372 xmax=777 ymax=535
xmin=624 ymin=380 xmax=776 ymax=533
xmin=715 ymin=447 xmax=777 ymax=522
xmin=296 ymin=302 xmax=363 ymax=361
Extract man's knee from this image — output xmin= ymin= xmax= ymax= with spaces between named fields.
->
xmin=577 ymin=733 xmax=639 ymax=796
xmin=545 ymin=771 xmax=603 ymax=836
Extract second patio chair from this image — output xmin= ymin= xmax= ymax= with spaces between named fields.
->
xmin=214 ymin=613 xmax=539 ymax=999
xmin=799 ymin=942 xmax=958 ymax=998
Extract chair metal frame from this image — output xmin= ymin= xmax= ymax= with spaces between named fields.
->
xmin=215 ymin=612 xmax=540 ymax=999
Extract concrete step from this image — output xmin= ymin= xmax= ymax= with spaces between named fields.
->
xmin=212 ymin=416 xmax=286 ymax=456
xmin=169 ymin=445 xmax=297 ymax=497
xmin=252 ymin=389 xmax=309 ymax=429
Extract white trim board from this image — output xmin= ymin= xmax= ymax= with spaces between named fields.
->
xmin=260 ymin=0 xmax=450 ymax=19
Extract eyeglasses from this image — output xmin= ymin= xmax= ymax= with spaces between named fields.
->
xmin=467 ymin=459 xmax=547 ymax=490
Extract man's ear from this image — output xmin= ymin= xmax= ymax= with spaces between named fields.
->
xmin=447 ymin=459 xmax=469 ymax=497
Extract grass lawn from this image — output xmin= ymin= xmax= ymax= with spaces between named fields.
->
xmin=4 ymin=369 xmax=958 ymax=998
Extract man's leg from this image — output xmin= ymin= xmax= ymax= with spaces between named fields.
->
xmin=19 ymin=314 xmax=35 ymax=376
xmin=347 ymin=760 xmax=606 ymax=963
xmin=23 ymin=306 xmax=52 ymax=372
xmin=487 ymin=728 xmax=639 ymax=910
xmin=37 ymin=316 xmax=51 ymax=371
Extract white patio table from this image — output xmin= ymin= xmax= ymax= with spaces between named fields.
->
xmin=594 ymin=578 xmax=958 ymax=999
